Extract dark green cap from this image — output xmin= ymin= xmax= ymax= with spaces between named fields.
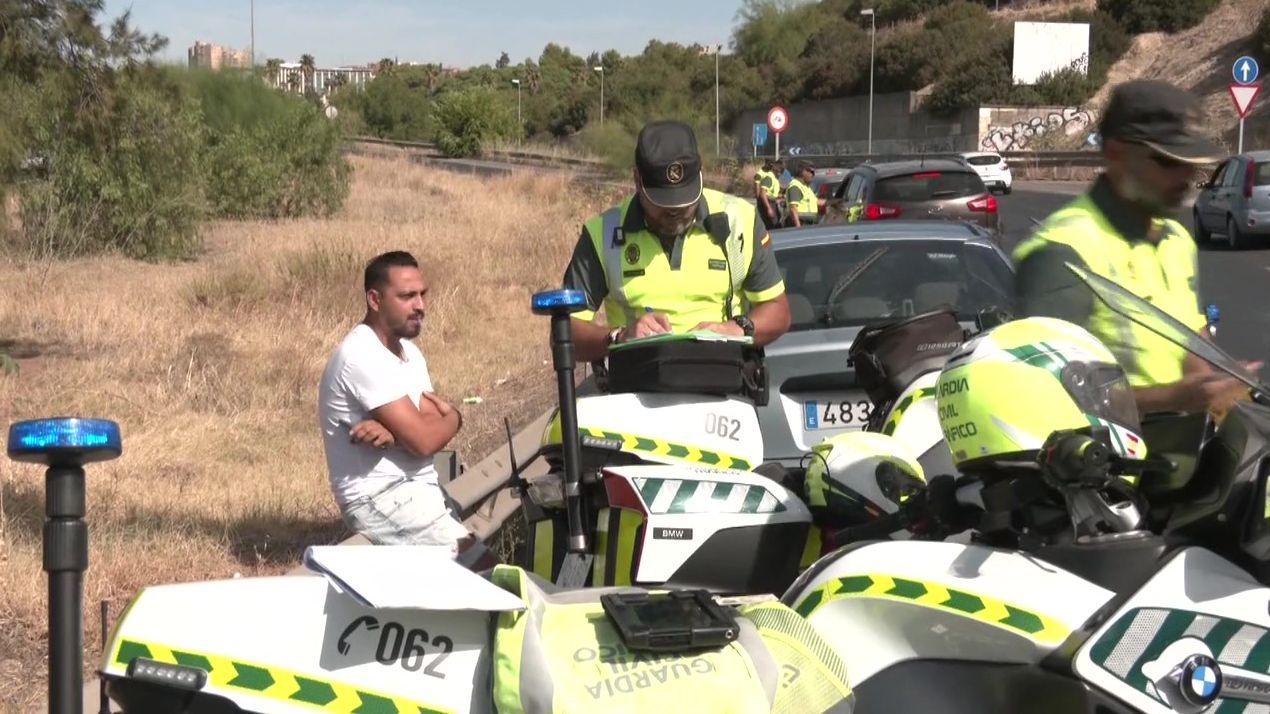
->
xmin=1099 ymin=80 xmax=1224 ymax=164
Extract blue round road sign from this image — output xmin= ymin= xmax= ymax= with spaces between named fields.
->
xmin=1234 ymin=56 xmax=1260 ymax=85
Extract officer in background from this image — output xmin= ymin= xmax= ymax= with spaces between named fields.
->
xmin=562 ymin=120 xmax=791 ymax=363
xmin=1013 ymin=79 xmax=1256 ymax=415
xmin=754 ymin=158 xmax=783 ymax=229
xmin=784 ymin=160 xmax=819 ymax=227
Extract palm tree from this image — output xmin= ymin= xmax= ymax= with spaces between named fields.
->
xmin=299 ymin=53 xmax=316 ymax=93
xmin=286 ymin=71 xmax=300 ymax=92
xmin=265 ymin=58 xmax=283 ymax=87
xmin=376 ymin=57 xmax=395 ymax=76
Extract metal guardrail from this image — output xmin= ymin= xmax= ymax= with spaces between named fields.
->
xmin=350 ymin=134 xmax=1103 ymax=172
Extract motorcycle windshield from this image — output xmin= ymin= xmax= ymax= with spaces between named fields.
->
xmin=1064 ymin=262 xmax=1270 ymax=395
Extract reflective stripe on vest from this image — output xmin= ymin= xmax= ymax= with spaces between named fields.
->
xmin=1013 ymin=195 xmax=1202 ymax=386
xmin=599 ymin=205 xmax=635 ymax=327
xmin=589 ymin=189 xmax=752 ymax=330
xmin=787 ymin=178 xmax=817 ymax=218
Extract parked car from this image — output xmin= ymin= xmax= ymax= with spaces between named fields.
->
xmin=959 ymin=151 xmax=1013 ymax=194
xmin=822 ymin=159 xmax=1002 ymax=235
xmin=757 ymin=220 xmax=1016 ymax=467
xmin=1193 ymin=150 xmax=1269 ymax=249
xmin=796 ymin=166 xmax=849 ymax=221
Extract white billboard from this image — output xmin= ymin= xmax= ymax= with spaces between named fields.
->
xmin=1012 ymin=21 xmax=1091 ymax=85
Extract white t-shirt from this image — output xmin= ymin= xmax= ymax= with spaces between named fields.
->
xmin=318 ymin=323 xmax=440 ymax=509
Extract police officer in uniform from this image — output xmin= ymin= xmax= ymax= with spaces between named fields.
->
xmin=562 ymin=120 xmax=791 ymax=363
xmin=784 ymin=160 xmax=819 ymax=227
xmin=754 ymin=158 xmax=783 ymax=230
xmin=1013 ymin=80 xmax=1257 ymax=415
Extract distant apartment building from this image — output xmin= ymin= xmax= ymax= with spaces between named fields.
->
xmin=188 ymin=41 xmax=251 ymax=70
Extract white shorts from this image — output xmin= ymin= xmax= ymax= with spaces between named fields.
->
xmin=341 ymin=477 xmax=471 ymax=550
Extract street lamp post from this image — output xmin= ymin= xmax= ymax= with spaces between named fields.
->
xmin=715 ymin=44 xmax=721 ymax=156
xmin=511 ymin=79 xmax=522 ymax=146
xmin=594 ymin=65 xmax=604 ymax=127
xmin=861 ymin=8 xmax=875 ymax=156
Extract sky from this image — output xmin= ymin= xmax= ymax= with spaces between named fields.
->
xmin=102 ymin=0 xmax=749 ymax=69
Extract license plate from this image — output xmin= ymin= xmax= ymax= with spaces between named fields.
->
xmin=803 ymin=398 xmax=874 ymax=430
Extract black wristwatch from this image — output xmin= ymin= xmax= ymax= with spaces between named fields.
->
xmin=732 ymin=315 xmax=755 ymax=337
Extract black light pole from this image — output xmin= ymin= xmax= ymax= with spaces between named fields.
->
xmin=7 ymin=418 xmax=122 ymax=714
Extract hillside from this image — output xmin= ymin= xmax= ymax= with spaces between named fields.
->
xmin=1089 ymin=0 xmax=1269 ymax=151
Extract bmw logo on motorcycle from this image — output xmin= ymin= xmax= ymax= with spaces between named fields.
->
xmin=1180 ymin=654 xmax=1222 ymax=706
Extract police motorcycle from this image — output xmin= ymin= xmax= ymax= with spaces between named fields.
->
xmin=18 ymin=288 xmax=857 ymax=714
xmin=779 ymin=262 xmax=1270 ymax=713
xmin=521 ymin=298 xmax=967 ymax=592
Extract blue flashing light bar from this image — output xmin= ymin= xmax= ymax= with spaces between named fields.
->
xmin=7 ymin=417 xmax=122 ymax=465
xmin=531 ymin=289 xmax=587 ymax=315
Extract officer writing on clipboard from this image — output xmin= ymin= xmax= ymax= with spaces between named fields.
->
xmin=561 ymin=120 xmax=791 ymax=363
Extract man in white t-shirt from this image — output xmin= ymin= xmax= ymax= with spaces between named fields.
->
xmin=318 ymin=250 xmax=496 ymax=569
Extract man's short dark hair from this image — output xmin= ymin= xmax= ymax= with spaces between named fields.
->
xmin=364 ymin=251 xmax=418 ymax=293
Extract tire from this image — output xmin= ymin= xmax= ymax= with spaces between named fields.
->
xmin=1193 ymin=209 xmax=1210 ymax=243
xmin=1002 ymin=185 xmax=1012 ymax=195
xmin=1228 ymin=215 xmax=1249 ymax=250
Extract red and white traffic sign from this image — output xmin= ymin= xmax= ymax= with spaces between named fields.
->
xmin=1229 ymin=82 xmax=1262 ymax=119
xmin=767 ymin=106 xmax=788 ymax=134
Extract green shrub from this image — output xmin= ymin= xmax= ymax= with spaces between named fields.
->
xmin=17 ymin=69 xmax=207 ymax=260
xmin=432 ymin=86 xmax=517 ymax=158
xmin=1096 ymin=0 xmax=1220 ymax=34
xmin=182 ymin=69 xmax=351 ymax=220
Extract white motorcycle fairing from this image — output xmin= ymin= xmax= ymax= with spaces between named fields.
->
xmin=597 ymin=463 xmax=812 ymax=591
xmin=543 ymin=392 xmax=764 ymax=470
xmin=1075 ymin=546 xmax=1270 ymax=714
xmin=101 ymin=549 xmax=526 ymax=714
xmin=782 ymin=540 xmax=1116 ymax=686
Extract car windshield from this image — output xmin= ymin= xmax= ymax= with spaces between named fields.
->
xmin=965 ymin=155 xmax=1001 ymax=166
xmin=1066 ymin=263 xmax=1270 ymax=395
xmin=874 ymin=171 xmax=984 ymax=202
xmin=776 ymin=239 xmax=1014 ymax=331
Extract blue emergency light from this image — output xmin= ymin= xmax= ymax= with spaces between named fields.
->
xmin=7 ymin=417 xmax=122 ymax=465
xmin=532 ymin=289 xmax=588 ymax=315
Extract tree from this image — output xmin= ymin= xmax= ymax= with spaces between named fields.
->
xmin=299 ymin=53 xmax=316 ymax=93
xmin=376 ymin=57 xmax=395 ymax=75
xmin=496 ymin=51 xmax=510 ymax=68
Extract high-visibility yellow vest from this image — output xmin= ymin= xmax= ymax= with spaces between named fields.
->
xmin=490 ymin=564 xmax=855 ymax=714
xmin=582 ymin=188 xmax=779 ymax=332
xmin=754 ymin=169 xmax=781 ymax=199
xmin=1013 ymin=193 xmax=1205 ymax=387
xmin=786 ymin=178 xmax=818 ymax=220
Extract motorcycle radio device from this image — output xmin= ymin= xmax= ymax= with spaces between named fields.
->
xmin=600 ymin=589 xmax=741 ymax=652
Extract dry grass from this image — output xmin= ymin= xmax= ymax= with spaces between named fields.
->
xmin=0 ymin=149 xmax=624 ymax=712
xmin=1089 ymin=0 xmax=1268 ymax=146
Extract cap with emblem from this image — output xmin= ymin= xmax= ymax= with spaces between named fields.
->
xmin=635 ymin=120 xmax=703 ymax=208
xmin=1098 ymin=79 xmax=1224 ymax=164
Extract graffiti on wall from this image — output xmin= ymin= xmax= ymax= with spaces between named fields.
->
xmin=980 ymin=106 xmax=1093 ymax=152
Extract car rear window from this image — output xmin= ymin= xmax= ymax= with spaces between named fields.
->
xmin=775 ymin=239 xmax=1014 ymax=331
xmin=965 ymin=155 xmax=1001 ymax=166
xmin=873 ymin=171 xmax=985 ymax=202
xmin=1255 ymin=161 xmax=1270 ymax=186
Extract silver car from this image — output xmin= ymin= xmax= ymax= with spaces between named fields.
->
xmin=758 ymin=220 xmax=1016 ymax=468
xmin=1193 ymin=150 xmax=1270 ymax=249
